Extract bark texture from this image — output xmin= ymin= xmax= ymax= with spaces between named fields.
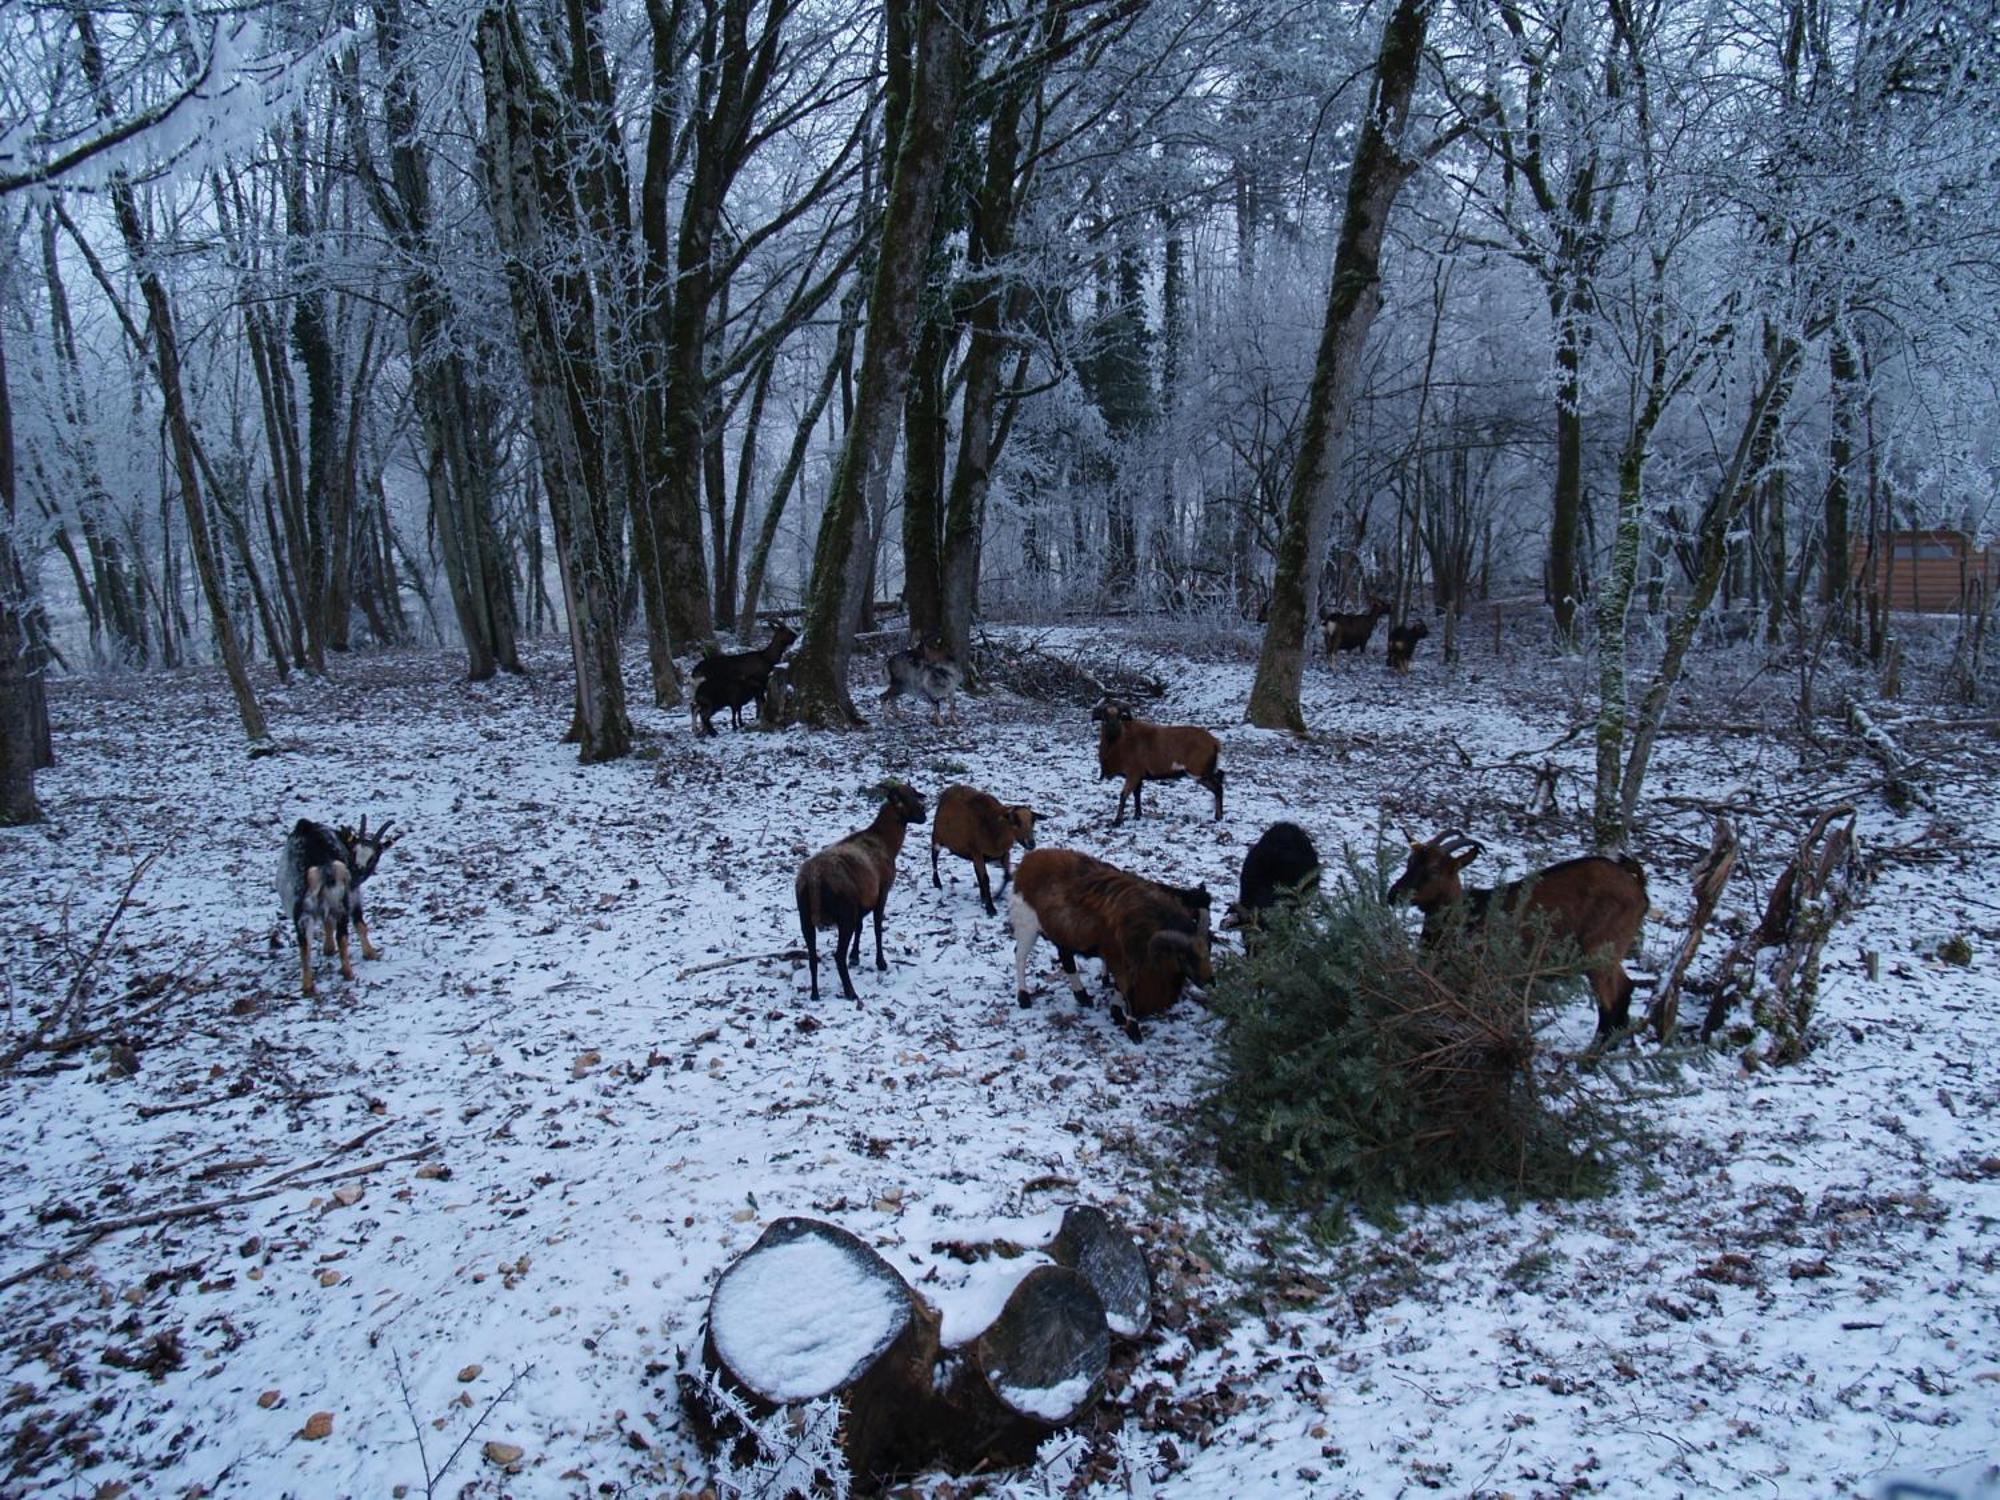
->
xmin=790 ymin=0 xmax=981 ymax=725
xmin=1246 ymin=0 xmax=1431 ymax=731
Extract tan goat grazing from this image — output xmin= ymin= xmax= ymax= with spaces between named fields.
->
xmin=795 ymin=781 xmax=928 ymax=1004
xmin=930 ymin=784 xmax=1038 ymax=916
xmin=1010 ymin=848 xmax=1213 ymax=1040
xmin=1091 ymin=699 xmax=1224 ymax=825
xmin=1387 ymin=831 xmax=1648 ymax=1041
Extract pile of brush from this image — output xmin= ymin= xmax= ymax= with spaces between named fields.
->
xmin=1204 ymin=859 xmax=1623 ymax=1214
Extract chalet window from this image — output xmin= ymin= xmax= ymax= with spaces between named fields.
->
xmin=1891 ymin=542 xmax=1960 ymax=561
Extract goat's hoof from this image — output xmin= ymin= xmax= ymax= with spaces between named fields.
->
xmin=1016 ymin=991 xmax=1034 ymax=1008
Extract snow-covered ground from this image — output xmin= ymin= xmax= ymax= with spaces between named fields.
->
xmin=1 ymin=620 xmax=1995 ymax=1498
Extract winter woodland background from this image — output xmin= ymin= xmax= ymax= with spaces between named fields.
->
xmin=2 ymin=0 xmax=1999 ymax=1494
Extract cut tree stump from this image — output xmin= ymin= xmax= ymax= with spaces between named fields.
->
xmin=685 ymin=1208 xmax=1143 ymax=1489
xmin=686 ymin=1216 xmax=941 ymax=1485
xmin=1045 ymin=1205 xmax=1152 ymax=1339
xmin=938 ymin=1265 xmax=1110 ymax=1470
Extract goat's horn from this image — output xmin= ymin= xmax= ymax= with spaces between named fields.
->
xmin=1432 ymin=829 xmax=1474 ymax=850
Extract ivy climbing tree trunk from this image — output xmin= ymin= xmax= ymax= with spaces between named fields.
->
xmin=1246 ymin=0 xmax=1433 ymax=731
xmin=789 ymin=0 xmax=981 ymax=726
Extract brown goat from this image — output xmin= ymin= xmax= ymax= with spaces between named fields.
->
xmin=1091 ymin=699 xmax=1223 ymax=825
xmin=1321 ymin=597 xmax=1391 ymax=657
xmin=930 ymin=784 xmax=1038 ymax=916
xmin=1387 ymin=831 xmax=1648 ymax=1041
xmin=1009 ymin=848 xmax=1213 ymax=1040
xmin=794 ymin=781 xmax=928 ymax=1004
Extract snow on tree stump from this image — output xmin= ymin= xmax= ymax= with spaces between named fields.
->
xmin=938 ymin=1265 xmax=1111 ymax=1469
xmin=684 ymin=1216 xmax=942 ymax=1484
xmin=1045 ymin=1205 xmax=1152 ymax=1340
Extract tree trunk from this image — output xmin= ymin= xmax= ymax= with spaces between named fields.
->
xmin=1617 ymin=338 xmax=1799 ymax=828
xmin=98 ymin=172 xmax=269 ymax=744
xmin=789 ymin=0 xmax=980 ymax=726
xmin=0 ymin=329 xmax=44 ymax=824
xmin=1821 ymin=330 xmax=1857 ymax=614
xmin=1548 ymin=279 xmax=1587 ymax=645
xmin=740 ymin=286 xmax=862 ymax=628
xmin=901 ymin=323 xmax=950 ymax=643
xmin=344 ymin=1 xmax=522 ymax=680
xmin=1246 ymin=0 xmax=1431 ymax=731
xmin=478 ymin=2 xmax=630 ymax=761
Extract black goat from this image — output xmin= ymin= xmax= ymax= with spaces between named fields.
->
xmin=1221 ymin=821 xmax=1320 ymax=937
xmin=1386 ymin=619 xmax=1429 ymax=673
xmin=691 ymin=623 xmax=798 ymax=734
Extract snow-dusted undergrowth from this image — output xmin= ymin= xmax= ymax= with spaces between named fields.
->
xmin=1 ymin=622 xmax=1995 ymax=1497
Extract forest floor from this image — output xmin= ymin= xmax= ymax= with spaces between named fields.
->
xmin=2 ymin=611 xmax=1997 ymax=1499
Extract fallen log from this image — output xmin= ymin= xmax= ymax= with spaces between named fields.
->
xmin=1046 ymin=1204 xmax=1151 ymax=1340
xmin=1844 ymin=695 xmax=1936 ymax=812
xmin=688 ymin=1216 xmax=941 ymax=1486
xmin=687 ymin=1209 xmax=1138 ymax=1488
xmin=937 ymin=1266 xmax=1109 ymax=1470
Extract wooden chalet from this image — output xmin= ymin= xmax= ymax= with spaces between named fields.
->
xmin=1855 ymin=529 xmax=1999 ymax=612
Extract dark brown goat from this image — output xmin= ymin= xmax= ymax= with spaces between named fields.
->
xmin=691 ymin=623 xmax=798 ymax=734
xmin=1009 ymin=849 xmax=1213 ymax=1040
xmin=930 ymin=784 xmax=1038 ymax=916
xmin=1321 ymin=597 xmax=1391 ymax=657
xmin=794 ymin=781 xmax=927 ymax=1004
xmin=1387 ymin=831 xmax=1648 ymax=1040
xmin=1091 ymin=700 xmax=1223 ymax=825
xmin=1385 ymin=619 xmax=1429 ymax=673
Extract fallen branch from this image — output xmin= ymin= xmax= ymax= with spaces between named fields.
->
xmin=1650 ymin=815 xmax=1740 ymax=1042
xmin=1 ymin=852 xmax=162 ymax=1071
xmin=0 ymin=1142 xmax=438 ymax=1293
xmin=1844 ymin=696 xmax=1936 ymax=812
xmin=675 ymin=948 xmax=808 ymax=982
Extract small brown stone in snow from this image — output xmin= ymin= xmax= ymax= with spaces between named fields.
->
xmin=300 ymin=1412 xmax=333 ymax=1441
xmin=482 ymin=1440 xmax=524 ymax=1468
xmin=257 ymin=1390 xmax=281 ymax=1409
xmin=458 ymin=1364 xmax=482 ymax=1383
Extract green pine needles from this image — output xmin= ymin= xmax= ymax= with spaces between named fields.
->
xmin=1204 ymin=860 xmax=1622 ymax=1213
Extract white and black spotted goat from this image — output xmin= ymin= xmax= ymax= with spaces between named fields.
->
xmin=277 ymin=816 xmax=400 ymax=996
